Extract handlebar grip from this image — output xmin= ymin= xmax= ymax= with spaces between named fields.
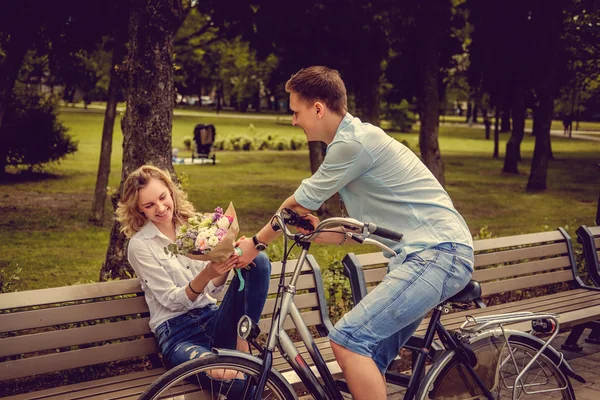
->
xmin=296 ymin=217 xmax=315 ymax=232
xmin=372 ymin=225 xmax=403 ymax=242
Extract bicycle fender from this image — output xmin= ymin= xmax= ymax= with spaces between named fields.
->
xmin=212 ymin=348 xmax=299 ymax=394
xmin=485 ymin=329 xmax=586 ymax=384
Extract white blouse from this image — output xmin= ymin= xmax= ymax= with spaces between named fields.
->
xmin=127 ymin=221 xmax=225 ymax=332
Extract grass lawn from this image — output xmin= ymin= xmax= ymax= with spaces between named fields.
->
xmin=1 ymin=108 xmax=599 ymax=290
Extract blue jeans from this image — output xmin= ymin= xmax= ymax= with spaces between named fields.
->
xmin=155 ymin=252 xmax=271 ymax=370
xmin=328 ymin=242 xmax=474 ymax=373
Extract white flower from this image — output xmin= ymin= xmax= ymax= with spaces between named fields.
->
xmin=216 ymin=216 xmax=230 ymax=229
xmin=207 ymin=236 xmax=219 ymax=247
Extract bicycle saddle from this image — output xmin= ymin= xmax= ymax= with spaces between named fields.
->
xmin=447 ymin=280 xmax=481 ymax=303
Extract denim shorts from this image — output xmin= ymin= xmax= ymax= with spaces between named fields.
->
xmin=328 ymin=242 xmax=474 ymax=373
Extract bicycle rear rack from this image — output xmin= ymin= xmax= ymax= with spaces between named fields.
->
xmin=460 ymin=312 xmax=566 ymax=399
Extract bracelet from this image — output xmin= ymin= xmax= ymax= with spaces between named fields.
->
xmin=188 ymin=281 xmax=201 ymax=295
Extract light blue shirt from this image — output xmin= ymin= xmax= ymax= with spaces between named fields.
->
xmin=294 ymin=113 xmax=473 ymax=259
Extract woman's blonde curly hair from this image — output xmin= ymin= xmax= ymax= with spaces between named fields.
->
xmin=116 ymin=165 xmax=196 ymax=238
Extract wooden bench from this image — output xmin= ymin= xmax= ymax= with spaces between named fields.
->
xmin=342 ymin=228 xmax=600 ymax=355
xmin=574 ymin=225 xmax=600 ymax=345
xmin=577 ymin=225 xmax=600 ymax=287
xmin=0 ymin=255 xmax=337 ymax=399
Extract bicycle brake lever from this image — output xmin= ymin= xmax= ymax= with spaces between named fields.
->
xmin=362 ymin=237 xmax=397 ymax=256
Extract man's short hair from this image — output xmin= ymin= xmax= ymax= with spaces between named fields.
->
xmin=285 ymin=66 xmax=347 ymax=116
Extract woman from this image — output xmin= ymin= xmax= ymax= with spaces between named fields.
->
xmin=116 ymin=165 xmax=271 ymax=371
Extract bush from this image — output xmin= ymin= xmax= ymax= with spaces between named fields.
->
xmin=0 ymin=262 xmax=22 ymax=293
xmin=1 ymin=87 xmax=77 ymax=172
xmin=384 ymin=99 xmax=416 ymax=133
xmin=321 ymin=251 xmax=353 ymax=324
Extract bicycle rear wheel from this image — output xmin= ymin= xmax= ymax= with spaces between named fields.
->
xmin=417 ymin=334 xmax=575 ymax=399
xmin=139 ymin=354 xmax=297 ymax=400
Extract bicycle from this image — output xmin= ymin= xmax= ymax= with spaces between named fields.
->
xmin=139 ymin=209 xmax=585 ymax=400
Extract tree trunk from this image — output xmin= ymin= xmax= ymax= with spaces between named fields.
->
xmin=465 ymin=102 xmax=472 ymax=123
xmin=526 ymin=2 xmax=563 ymax=192
xmin=89 ymin=29 xmax=127 ymax=225
xmin=353 ymin=64 xmax=381 ymax=125
xmin=500 ymin=103 xmax=511 ymax=132
xmin=417 ymin=0 xmax=446 ymax=187
xmin=503 ymin=88 xmax=525 ymax=173
xmin=527 ymin=88 xmax=552 ymax=190
xmin=493 ymin=107 xmax=500 ymax=159
xmin=100 ymin=0 xmax=186 ymax=281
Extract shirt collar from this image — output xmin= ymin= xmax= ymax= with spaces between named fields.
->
xmin=328 ymin=112 xmax=354 ymax=151
xmin=139 ymin=220 xmax=171 ymax=241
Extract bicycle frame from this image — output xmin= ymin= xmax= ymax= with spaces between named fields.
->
xmin=244 ymin=213 xmax=568 ymax=400
xmin=247 ymin=213 xmax=495 ymax=400
xmin=254 ymin=240 xmax=343 ymax=400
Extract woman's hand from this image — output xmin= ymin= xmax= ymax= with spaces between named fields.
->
xmin=206 ymin=254 xmax=239 ymax=279
xmin=235 ymin=237 xmax=259 ymax=268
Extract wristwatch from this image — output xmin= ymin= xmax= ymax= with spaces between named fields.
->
xmin=252 ymin=235 xmax=268 ymax=251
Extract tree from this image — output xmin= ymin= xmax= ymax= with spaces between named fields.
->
xmin=100 ymin=0 xmax=189 ymax=280
xmin=526 ymin=1 xmax=566 ymax=191
xmin=89 ymin=26 xmax=128 ymax=225
xmin=415 ymin=0 xmax=456 ymax=187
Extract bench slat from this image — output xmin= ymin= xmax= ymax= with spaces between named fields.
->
xmin=0 ymin=280 xmax=143 ymax=311
xmin=473 ymin=231 xmax=564 ymax=251
xmin=2 ymin=369 xmax=166 ymax=400
xmin=426 ymin=289 xmax=598 ymax=329
xmin=362 ymin=256 xmax=572 ymax=288
xmin=473 ymin=257 xmax=571 ymax=282
xmin=0 ymin=317 xmax=152 ymax=358
xmin=474 ymin=243 xmax=568 ymax=267
xmin=480 ymin=269 xmax=573 ymax=295
xmin=414 ymin=289 xmax=600 ymax=335
xmin=0 ymin=337 xmax=159 ymax=381
xmin=263 ymin=292 xmax=319 ymax=314
xmin=0 ymin=296 xmax=149 ymax=333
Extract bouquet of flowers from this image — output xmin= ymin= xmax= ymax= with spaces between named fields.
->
xmin=165 ymin=202 xmax=246 ymax=290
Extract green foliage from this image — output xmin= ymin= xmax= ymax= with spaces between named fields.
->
xmin=474 ymin=225 xmax=494 ymax=240
xmin=0 ymin=262 xmax=22 ymax=293
xmin=2 ymin=86 xmax=77 ymax=172
xmin=320 ymin=251 xmax=353 ymax=324
xmin=213 ymin=134 xmax=306 ymax=152
xmin=383 ymin=100 xmax=417 ymax=133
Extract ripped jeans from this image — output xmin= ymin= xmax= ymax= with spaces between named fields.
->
xmin=155 ymin=252 xmax=271 ymax=370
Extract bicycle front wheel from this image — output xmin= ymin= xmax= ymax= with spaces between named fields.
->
xmin=139 ymin=354 xmax=297 ymax=400
xmin=417 ymin=334 xmax=575 ymax=399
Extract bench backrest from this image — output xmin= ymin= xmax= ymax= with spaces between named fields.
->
xmin=577 ymin=225 xmax=600 ymax=287
xmin=0 ymin=255 xmax=330 ymax=382
xmin=343 ymin=229 xmax=577 ymax=302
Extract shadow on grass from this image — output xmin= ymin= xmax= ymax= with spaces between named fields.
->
xmin=0 ymin=170 xmax=64 ymax=185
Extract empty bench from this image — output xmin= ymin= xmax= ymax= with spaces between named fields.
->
xmin=0 ymin=256 xmax=337 ymax=399
xmin=342 ymin=228 xmax=600 ymax=354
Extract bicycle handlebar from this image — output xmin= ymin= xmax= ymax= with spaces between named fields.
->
xmin=271 ymin=209 xmax=403 ymax=255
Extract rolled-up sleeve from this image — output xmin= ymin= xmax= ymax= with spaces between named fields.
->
xmin=294 ymin=140 xmax=373 ymax=210
xmin=128 ymin=238 xmax=196 ymax=311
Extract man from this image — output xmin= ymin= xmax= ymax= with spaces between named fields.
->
xmin=236 ymin=66 xmax=474 ymax=400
